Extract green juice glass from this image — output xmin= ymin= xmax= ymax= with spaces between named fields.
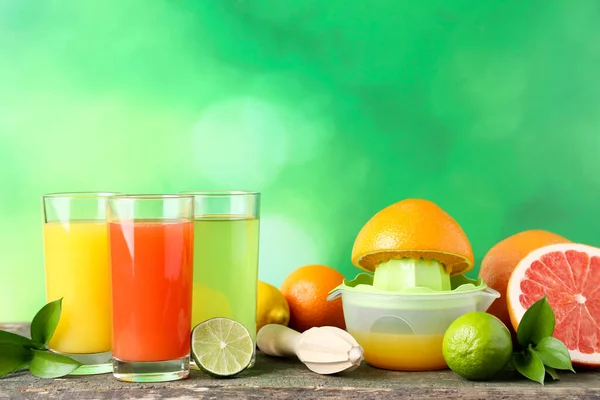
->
xmin=181 ymin=191 xmax=260 ymax=368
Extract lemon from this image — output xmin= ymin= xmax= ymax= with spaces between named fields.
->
xmin=192 ymin=282 xmax=232 ymax=324
xmin=442 ymin=312 xmax=513 ymax=380
xmin=257 ymin=281 xmax=290 ymax=333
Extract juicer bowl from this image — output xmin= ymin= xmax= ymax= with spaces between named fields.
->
xmin=330 ymin=287 xmax=500 ymax=371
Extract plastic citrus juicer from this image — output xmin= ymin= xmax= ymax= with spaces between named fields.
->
xmin=327 ymin=199 xmax=500 ymax=371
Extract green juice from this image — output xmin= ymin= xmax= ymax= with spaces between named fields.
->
xmin=191 ymin=216 xmax=260 ymax=342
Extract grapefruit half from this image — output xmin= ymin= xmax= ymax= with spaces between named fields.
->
xmin=507 ymin=243 xmax=600 ymax=367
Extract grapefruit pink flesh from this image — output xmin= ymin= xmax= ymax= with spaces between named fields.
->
xmin=507 ymin=243 xmax=600 ymax=366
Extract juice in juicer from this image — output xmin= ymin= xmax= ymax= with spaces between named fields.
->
xmin=328 ymin=199 xmax=500 ymax=371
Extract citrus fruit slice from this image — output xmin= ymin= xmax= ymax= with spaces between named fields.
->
xmin=191 ymin=318 xmax=254 ymax=377
xmin=507 ymin=243 xmax=600 ymax=367
xmin=479 ymin=229 xmax=571 ymax=335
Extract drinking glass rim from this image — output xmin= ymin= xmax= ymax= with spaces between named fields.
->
xmin=180 ymin=190 xmax=260 ymax=197
xmin=42 ymin=191 xmax=122 ymax=199
xmin=107 ymin=194 xmax=195 ymax=201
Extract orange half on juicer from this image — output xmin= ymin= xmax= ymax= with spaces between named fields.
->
xmin=328 ymin=199 xmax=499 ymax=371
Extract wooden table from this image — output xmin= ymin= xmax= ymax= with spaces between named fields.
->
xmin=1 ymin=323 xmax=599 ymax=399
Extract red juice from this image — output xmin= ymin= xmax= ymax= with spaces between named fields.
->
xmin=109 ymin=219 xmax=193 ymax=362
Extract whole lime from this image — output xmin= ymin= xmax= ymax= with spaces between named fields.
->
xmin=442 ymin=311 xmax=513 ymax=380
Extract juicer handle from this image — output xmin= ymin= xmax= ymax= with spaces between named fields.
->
xmin=257 ymin=324 xmax=301 ymax=358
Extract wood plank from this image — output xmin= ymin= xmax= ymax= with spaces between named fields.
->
xmin=1 ymin=323 xmax=599 ymax=399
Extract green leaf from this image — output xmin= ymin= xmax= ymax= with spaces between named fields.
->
xmin=513 ymin=348 xmax=546 ymax=385
xmin=517 ymin=296 xmax=555 ymax=347
xmin=29 ymin=350 xmax=81 ymax=379
xmin=534 ymin=336 xmax=575 ymax=372
xmin=0 ymin=330 xmax=35 ymax=348
xmin=545 ymin=366 xmax=560 ymax=381
xmin=0 ymin=343 xmax=32 ymax=377
xmin=30 ymin=298 xmax=63 ymax=348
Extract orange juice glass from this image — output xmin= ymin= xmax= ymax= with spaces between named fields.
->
xmin=42 ymin=192 xmax=120 ymax=375
xmin=107 ymin=194 xmax=194 ymax=382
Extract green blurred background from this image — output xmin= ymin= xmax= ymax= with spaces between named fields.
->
xmin=1 ymin=0 xmax=599 ymax=322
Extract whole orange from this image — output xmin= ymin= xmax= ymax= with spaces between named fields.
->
xmin=280 ymin=264 xmax=346 ymax=333
xmin=479 ymin=229 xmax=571 ymax=334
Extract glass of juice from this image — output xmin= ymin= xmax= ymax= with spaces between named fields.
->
xmin=107 ymin=194 xmax=194 ymax=382
xmin=42 ymin=192 xmax=119 ymax=375
xmin=181 ymin=190 xmax=260 ymax=368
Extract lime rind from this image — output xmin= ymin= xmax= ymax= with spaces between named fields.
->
xmin=442 ymin=312 xmax=513 ymax=380
xmin=191 ymin=318 xmax=254 ymax=378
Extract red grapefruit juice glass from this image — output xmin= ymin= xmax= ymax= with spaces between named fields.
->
xmin=107 ymin=194 xmax=194 ymax=382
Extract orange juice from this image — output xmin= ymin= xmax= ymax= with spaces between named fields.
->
xmin=43 ymin=220 xmax=112 ymax=354
xmin=349 ymin=330 xmax=447 ymax=371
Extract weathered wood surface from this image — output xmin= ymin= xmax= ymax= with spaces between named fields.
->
xmin=1 ymin=323 xmax=599 ymax=399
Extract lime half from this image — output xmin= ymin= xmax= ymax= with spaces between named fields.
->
xmin=191 ymin=318 xmax=254 ymax=377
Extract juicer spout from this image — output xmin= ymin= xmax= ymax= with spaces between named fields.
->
xmin=476 ymin=287 xmax=501 ymax=312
